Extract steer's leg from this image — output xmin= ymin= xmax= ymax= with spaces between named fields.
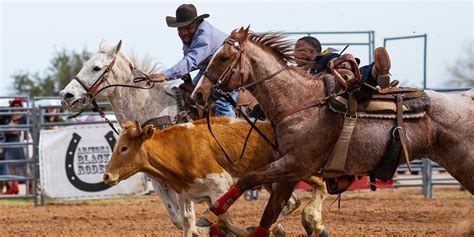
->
xmin=179 ymin=197 xmax=197 ymax=237
xmin=150 ymin=178 xmax=187 ymax=229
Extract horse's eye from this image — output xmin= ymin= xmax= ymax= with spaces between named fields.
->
xmin=120 ymin=146 xmax=128 ymax=153
xmin=220 ymin=56 xmax=229 ymax=63
xmin=93 ymin=66 xmax=102 ymax=72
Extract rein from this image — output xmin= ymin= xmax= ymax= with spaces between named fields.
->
xmin=205 ymin=99 xmax=271 ymax=165
xmin=271 ymin=89 xmax=348 ymax=125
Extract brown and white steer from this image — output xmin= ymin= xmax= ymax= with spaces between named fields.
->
xmin=104 ymin=118 xmax=327 ymax=236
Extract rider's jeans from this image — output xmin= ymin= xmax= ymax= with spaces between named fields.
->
xmin=215 ymin=91 xmax=239 ymax=118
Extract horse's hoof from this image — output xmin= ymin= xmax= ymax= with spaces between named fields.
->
xmin=319 ymin=227 xmax=329 ymax=237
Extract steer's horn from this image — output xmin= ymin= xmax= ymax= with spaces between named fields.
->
xmin=130 ymin=121 xmax=142 ymax=137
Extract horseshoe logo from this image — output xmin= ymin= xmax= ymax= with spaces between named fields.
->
xmin=65 ymin=131 xmax=116 ymax=192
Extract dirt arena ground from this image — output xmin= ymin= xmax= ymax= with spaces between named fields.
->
xmin=0 ymin=187 xmax=472 ymax=236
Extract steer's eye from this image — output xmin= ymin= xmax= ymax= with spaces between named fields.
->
xmin=93 ymin=66 xmax=102 ymax=72
xmin=120 ymin=146 xmax=128 ymax=153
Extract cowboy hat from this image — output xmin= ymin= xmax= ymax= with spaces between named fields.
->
xmin=166 ymin=4 xmax=209 ymax=28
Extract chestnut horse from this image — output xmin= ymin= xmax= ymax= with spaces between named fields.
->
xmin=193 ymin=27 xmax=474 ymax=236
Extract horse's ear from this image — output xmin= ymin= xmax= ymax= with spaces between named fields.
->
xmin=142 ymin=124 xmax=155 ymax=140
xmin=242 ymin=25 xmax=250 ymax=40
xmin=99 ymin=39 xmax=111 ymax=52
xmin=116 ymin=40 xmax=122 ymax=53
xmin=107 ymin=40 xmax=122 ymax=57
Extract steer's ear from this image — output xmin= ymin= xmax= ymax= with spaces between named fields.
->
xmin=142 ymin=124 xmax=155 ymax=140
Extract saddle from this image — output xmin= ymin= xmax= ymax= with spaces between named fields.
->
xmin=327 ymin=84 xmax=431 ymax=119
xmin=320 ymin=54 xmax=431 ymax=194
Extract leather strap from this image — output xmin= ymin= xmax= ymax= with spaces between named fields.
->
xmin=271 ymin=90 xmax=347 ymax=126
xmin=323 ymin=116 xmax=357 ymax=178
xmin=378 ymin=87 xmax=420 ymax=94
xmin=91 ymin=100 xmax=120 ymax=135
xmin=396 ymin=94 xmax=412 ymax=172
xmin=348 ymin=92 xmax=357 ymax=116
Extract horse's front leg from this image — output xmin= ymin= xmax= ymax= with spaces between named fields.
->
xmin=261 ymin=185 xmax=301 ymax=237
xmin=257 ymin=181 xmax=299 ymax=236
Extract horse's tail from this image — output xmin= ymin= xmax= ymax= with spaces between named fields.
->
xmin=462 ymin=88 xmax=474 ymax=100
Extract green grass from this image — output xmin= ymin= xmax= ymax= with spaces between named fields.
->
xmin=0 ymin=198 xmax=36 ymax=206
xmin=0 ymin=194 xmax=154 ymax=207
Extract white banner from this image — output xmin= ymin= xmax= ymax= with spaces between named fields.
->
xmin=39 ymin=124 xmax=147 ymax=200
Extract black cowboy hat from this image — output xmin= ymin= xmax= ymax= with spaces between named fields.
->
xmin=166 ymin=4 xmax=209 ymax=28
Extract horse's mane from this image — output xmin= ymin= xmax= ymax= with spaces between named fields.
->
xmin=99 ymin=42 xmax=160 ymax=75
xmin=245 ymin=32 xmax=321 ymax=82
xmin=127 ymin=51 xmax=161 ymax=75
xmin=248 ymin=32 xmax=295 ymax=63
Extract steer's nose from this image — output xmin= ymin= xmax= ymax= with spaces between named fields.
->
xmin=103 ymin=173 xmax=112 ymax=184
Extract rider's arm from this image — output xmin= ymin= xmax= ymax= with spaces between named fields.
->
xmin=163 ymin=31 xmax=211 ymax=80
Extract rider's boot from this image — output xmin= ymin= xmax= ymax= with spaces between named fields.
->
xmin=372 ymin=47 xmax=391 ymax=89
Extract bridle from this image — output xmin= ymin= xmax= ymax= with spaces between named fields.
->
xmin=203 ymin=37 xmax=246 ymax=98
xmin=203 ymin=37 xmax=287 ymax=100
xmin=73 ymin=57 xmax=117 ymax=99
xmin=68 ymin=54 xmax=155 ymax=135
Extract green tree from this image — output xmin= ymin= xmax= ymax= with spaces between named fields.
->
xmin=11 ymin=48 xmax=91 ymax=97
xmin=447 ymin=42 xmax=474 ymax=87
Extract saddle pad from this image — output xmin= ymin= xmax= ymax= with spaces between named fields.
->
xmin=329 ymin=96 xmax=426 ymax=119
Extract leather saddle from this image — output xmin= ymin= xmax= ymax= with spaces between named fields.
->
xmin=323 ymin=68 xmax=431 ymax=120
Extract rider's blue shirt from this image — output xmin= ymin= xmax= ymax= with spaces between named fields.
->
xmin=163 ymin=21 xmax=227 ymax=81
